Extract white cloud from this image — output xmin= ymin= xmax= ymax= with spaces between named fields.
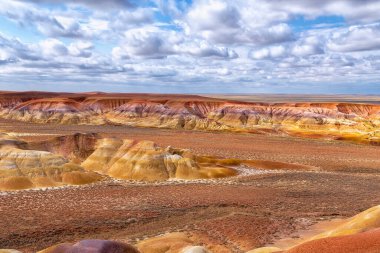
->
xmin=250 ymin=45 xmax=286 ymax=60
xmin=17 ymin=0 xmax=135 ymax=9
xmin=184 ymin=0 xmax=294 ymax=45
xmin=327 ymin=23 xmax=380 ymax=52
xmin=113 ymin=26 xmax=237 ymax=60
xmin=37 ymin=39 xmax=68 ymax=57
xmin=0 ymin=0 xmax=380 ymax=93
xmin=68 ymin=41 xmax=93 ymax=58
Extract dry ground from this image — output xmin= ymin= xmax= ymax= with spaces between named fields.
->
xmin=1 ymin=118 xmax=380 ymax=252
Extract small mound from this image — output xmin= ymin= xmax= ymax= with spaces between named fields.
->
xmin=136 ymin=233 xmax=201 ymax=253
xmin=38 ymin=239 xmax=139 ymax=253
xmin=0 ymin=134 xmax=102 ymax=191
xmin=61 ymin=171 xmax=102 ymax=185
xmin=0 ymin=176 xmax=34 ymax=190
xmin=181 ymin=246 xmax=210 ymax=253
xmin=246 ymin=247 xmax=282 ymax=253
xmin=31 ymin=177 xmax=60 ymax=188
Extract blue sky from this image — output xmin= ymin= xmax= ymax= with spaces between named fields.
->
xmin=0 ymin=0 xmax=380 ymax=94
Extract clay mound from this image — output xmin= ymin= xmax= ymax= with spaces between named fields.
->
xmin=0 ymin=134 xmax=102 ymax=190
xmin=0 ymin=147 xmax=68 ymax=173
xmin=181 ymin=246 xmax=210 ymax=253
xmin=246 ymin=247 xmax=282 ymax=253
xmin=38 ymin=239 xmax=139 ymax=253
xmin=82 ymin=138 xmax=236 ymax=181
xmin=81 ymin=138 xmax=124 ymax=173
xmin=31 ymin=176 xmax=60 ymax=188
xmin=0 ymin=176 xmax=34 ymax=190
xmin=61 ymin=171 xmax=102 ymax=185
xmin=136 ymin=233 xmax=211 ymax=253
xmin=136 ymin=232 xmax=194 ymax=253
xmin=285 ymin=228 xmax=380 ymax=253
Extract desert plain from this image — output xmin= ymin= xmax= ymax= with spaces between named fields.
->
xmin=0 ymin=92 xmax=380 ymax=253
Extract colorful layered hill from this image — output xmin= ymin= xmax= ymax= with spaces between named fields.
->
xmin=0 ymin=91 xmax=379 ymax=144
xmin=81 ymin=138 xmax=236 ymax=181
xmin=0 ymin=133 xmax=101 ymax=190
xmin=0 ymin=133 xmax=236 ymax=190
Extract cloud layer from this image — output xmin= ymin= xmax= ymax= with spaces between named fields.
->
xmin=0 ymin=0 xmax=380 ymax=93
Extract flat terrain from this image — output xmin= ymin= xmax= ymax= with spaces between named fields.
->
xmin=1 ymin=118 xmax=380 ymax=252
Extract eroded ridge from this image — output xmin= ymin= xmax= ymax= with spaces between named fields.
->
xmin=0 ymin=92 xmax=379 ymax=144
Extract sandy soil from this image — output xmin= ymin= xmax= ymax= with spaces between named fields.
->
xmin=1 ymin=118 xmax=380 ymax=252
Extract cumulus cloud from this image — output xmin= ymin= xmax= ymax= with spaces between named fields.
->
xmin=17 ymin=0 xmax=135 ymax=9
xmin=327 ymin=23 xmax=380 ymax=52
xmin=292 ymin=36 xmax=324 ymax=57
xmin=112 ymin=26 xmax=238 ymax=60
xmin=0 ymin=0 xmax=380 ymax=93
xmin=250 ymin=46 xmax=286 ymax=60
xmin=265 ymin=0 xmax=380 ymax=23
xmin=184 ymin=0 xmax=294 ymax=45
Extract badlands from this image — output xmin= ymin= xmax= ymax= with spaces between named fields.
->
xmin=0 ymin=92 xmax=380 ymax=252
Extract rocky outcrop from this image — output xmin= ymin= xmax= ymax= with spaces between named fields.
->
xmin=0 ymin=92 xmax=379 ymax=144
xmin=81 ymin=138 xmax=236 ymax=181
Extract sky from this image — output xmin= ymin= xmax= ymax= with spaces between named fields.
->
xmin=0 ymin=0 xmax=380 ymax=94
